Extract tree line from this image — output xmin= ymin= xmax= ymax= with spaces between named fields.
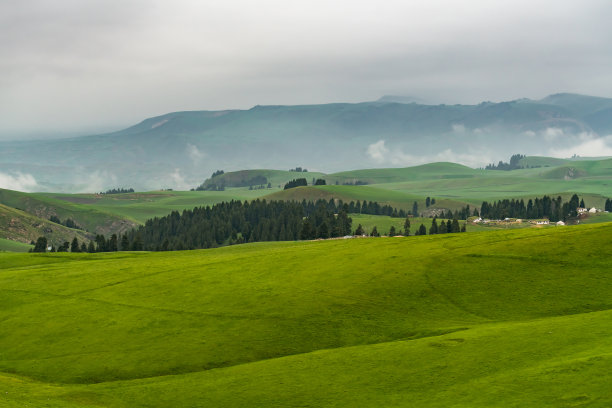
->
xmin=100 ymin=188 xmax=135 ymax=194
xmin=485 ymin=154 xmax=526 ymax=170
xmin=479 ymin=194 xmax=582 ymax=222
xmin=605 ymin=199 xmax=612 ymax=212
xmin=121 ymin=199 xmax=353 ymax=251
xmin=49 ymin=216 xmax=83 ymax=230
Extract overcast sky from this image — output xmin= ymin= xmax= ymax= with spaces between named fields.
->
xmin=1 ymin=0 xmax=611 ymax=140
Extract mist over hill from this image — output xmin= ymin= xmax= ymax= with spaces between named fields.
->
xmin=1 ymin=93 xmax=611 ymax=192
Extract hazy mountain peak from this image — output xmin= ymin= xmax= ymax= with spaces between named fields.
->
xmin=377 ymin=95 xmax=430 ymax=104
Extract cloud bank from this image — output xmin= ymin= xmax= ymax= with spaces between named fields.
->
xmin=0 ymin=172 xmax=39 ymax=192
xmin=366 ymin=140 xmax=492 ymax=168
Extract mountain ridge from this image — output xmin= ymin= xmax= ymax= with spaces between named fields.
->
xmin=1 ymin=93 xmax=612 ymax=192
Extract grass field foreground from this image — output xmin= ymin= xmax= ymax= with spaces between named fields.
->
xmin=0 ymin=223 xmax=611 ymax=406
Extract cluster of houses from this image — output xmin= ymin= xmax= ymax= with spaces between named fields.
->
xmin=577 ymin=207 xmax=599 ymax=214
xmin=472 ymin=206 xmax=605 ymax=227
xmin=472 ymin=217 xmax=565 ymax=226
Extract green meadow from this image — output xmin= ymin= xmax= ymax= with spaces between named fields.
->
xmin=0 ymin=238 xmax=32 ymax=252
xmin=1 ymin=223 xmax=611 ymax=406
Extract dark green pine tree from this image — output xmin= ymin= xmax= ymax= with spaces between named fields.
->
xmin=418 ymin=224 xmax=427 ymax=236
xmin=131 ymin=233 xmax=143 ymax=251
xmin=318 ymin=222 xmax=329 ymax=239
xmin=95 ymin=234 xmax=107 ymax=252
xmin=300 ymin=219 xmax=313 ymax=240
xmin=425 ymin=197 xmax=431 ymax=207
xmin=80 ymin=242 xmax=87 ymax=253
xmin=120 ymin=234 xmax=130 ymax=251
xmin=438 ymin=220 xmax=446 ymax=234
xmin=451 ymin=219 xmax=460 ymax=233
xmin=429 ymin=218 xmax=438 ymax=235
xmin=33 ymin=236 xmax=47 ymax=253
xmin=389 ymin=226 xmax=396 ymax=236
xmin=403 ymin=217 xmax=411 ymax=236
xmin=87 ymin=241 xmax=96 ymax=253
xmin=70 ymin=237 xmax=80 ymax=252
xmin=580 ymin=198 xmax=585 ymax=208
xmin=354 ymin=224 xmax=364 ymax=236
xmin=412 ymin=201 xmax=419 ymax=217
xmin=370 ymin=226 xmax=379 ymax=237
xmin=108 ymin=234 xmax=118 ymax=252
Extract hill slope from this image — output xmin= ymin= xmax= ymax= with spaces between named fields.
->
xmin=0 ymin=203 xmax=92 ymax=246
xmin=0 ymin=188 xmax=137 ymax=235
xmin=0 ymin=223 xmax=611 ymax=406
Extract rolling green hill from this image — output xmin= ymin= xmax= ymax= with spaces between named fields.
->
xmin=197 ymin=169 xmax=326 ymax=189
xmin=0 ymin=223 xmax=611 ymax=406
xmin=0 ymin=188 xmax=138 ymax=234
xmin=0 ymin=203 xmax=92 ymax=247
xmin=326 ymin=162 xmax=478 ymax=184
xmin=0 ymin=237 xmax=32 ymax=252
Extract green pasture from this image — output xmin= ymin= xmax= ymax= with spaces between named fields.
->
xmin=0 ymin=237 xmax=32 ymax=252
xmin=0 ymin=188 xmax=136 ymax=235
xmin=46 ymin=188 xmax=276 ymax=224
xmin=0 ymin=223 xmax=611 ymax=406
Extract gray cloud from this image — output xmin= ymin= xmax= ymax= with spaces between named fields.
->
xmin=1 ymin=0 xmax=611 ymax=139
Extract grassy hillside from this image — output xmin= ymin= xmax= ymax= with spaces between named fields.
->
xmin=46 ymin=189 xmax=280 ymax=224
xmin=198 ymin=169 xmax=326 ymax=189
xmin=0 ymin=237 xmax=32 ymax=252
xmin=264 ymin=185 xmax=469 ymax=213
xmin=0 ymin=223 xmax=611 ymax=406
xmin=0 ymin=188 xmax=137 ymax=235
xmin=326 ymin=162 xmax=477 ymax=184
xmin=0 ymin=203 xmax=92 ymax=247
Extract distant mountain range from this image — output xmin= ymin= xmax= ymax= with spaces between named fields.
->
xmin=1 ymin=93 xmax=611 ymax=192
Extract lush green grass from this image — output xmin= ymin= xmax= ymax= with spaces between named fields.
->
xmin=326 ymin=162 xmax=477 ymax=184
xmin=579 ymin=212 xmax=612 ymax=224
xmin=0 ymin=237 xmax=32 ymax=252
xmin=0 ymin=223 xmax=611 ymax=406
xmin=45 ymin=189 xmax=277 ymax=224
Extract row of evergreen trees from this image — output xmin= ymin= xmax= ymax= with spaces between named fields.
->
xmin=100 ymin=188 xmax=134 ymax=194
xmin=479 ymin=194 xmax=582 ymax=222
xmin=49 ymin=216 xmax=82 ymax=230
xmin=284 ymin=178 xmax=308 ymax=189
xmin=31 ymin=234 xmax=137 ymax=253
xmin=124 ymin=199 xmax=354 ymax=251
xmin=485 ymin=154 xmax=526 ymax=170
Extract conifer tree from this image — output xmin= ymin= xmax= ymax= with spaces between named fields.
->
xmin=403 ymin=217 xmax=411 ymax=236
xmin=120 ymin=234 xmax=129 ymax=251
xmin=429 ymin=218 xmax=438 ymax=235
xmin=109 ymin=234 xmax=118 ymax=252
xmin=71 ymin=237 xmax=80 ymax=252
xmin=33 ymin=236 xmax=47 ymax=253
xmin=389 ymin=226 xmax=396 ymax=236
xmin=451 ymin=219 xmax=460 ymax=233
xmin=354 ymin=224 xmax=364 ymax=236
xmin=418 ymin=224 xmax=427 ymax=235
